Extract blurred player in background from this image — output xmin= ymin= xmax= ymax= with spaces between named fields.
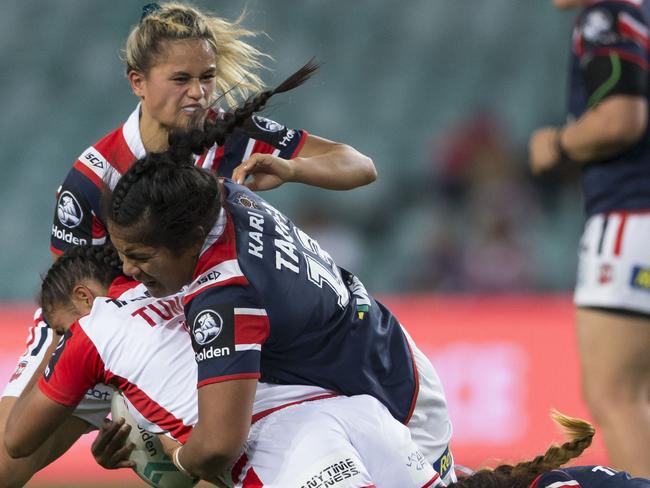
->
xmin=102 ymin=127 xmax=455 ymax=483
xmin=529 ymin=0 xmax=650 ymax=477
xmin=446 ymin=411 xmax=650 ymax=488
xmin=5 ymin=244 xmax=440 ymax=488
xmin=0 ymin=2 xmax=375 ymax=485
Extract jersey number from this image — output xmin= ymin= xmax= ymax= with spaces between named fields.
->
xmin=295 ymin=228 xmax=350 ymax=308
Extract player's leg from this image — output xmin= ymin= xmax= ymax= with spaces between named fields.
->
xmin=577 ymin=307 xmax=650 ymax=478
xmin=232 ymin=398 xmax=374 ymax=488
xmin=400 ymin=326 xmax=456 ymax=484
xmin=338 ymin=395 xmax=440 ymax=487
xmin=574 ymin=213 xmax=650 ymax=478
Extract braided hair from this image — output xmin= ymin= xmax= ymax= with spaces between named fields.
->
xmin=104 ymin=60 xmax=318 ymax=252
xmin=40 ymin=244 xmax=123 ymax=321
xmin=448 ymin=411 xmax=595 ymax=488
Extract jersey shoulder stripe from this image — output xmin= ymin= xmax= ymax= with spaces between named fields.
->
xmin=234 ymin=308 xmax=269 ymax=349
xmin=38 ymin=322 xmax=106 ymax=406
xmin=619 ymin=10 xmax=650 ymax=50
xmin=185 ymin=209 xmax=247 ymax=304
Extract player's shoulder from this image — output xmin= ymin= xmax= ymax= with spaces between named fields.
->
xmin=81 ymin=284 xmax=149 ymax=331
xmin=583 ymin=0 xmax=645 ymax=16
xmin=71 ymin=106 xmax=142 ymax=184
xmin=579 ymin=0 xmax=648 ymax=38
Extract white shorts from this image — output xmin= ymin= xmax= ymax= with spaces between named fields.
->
xmin=574 ymin=212 xmax=650 ymax=315
xmin=401 ymin=326 xmax=455 ymax=484
xmin=231 ymin=395 xmax=441 ymax=488
xmin=2 ymin=311 xmax=112 ymax=428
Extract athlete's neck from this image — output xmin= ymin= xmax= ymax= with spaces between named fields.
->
xmin=139 ymin=110 xmax=170 ymax=153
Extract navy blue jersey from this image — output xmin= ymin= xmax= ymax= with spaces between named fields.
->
xmin=531 ymin=466 xmax=650 ymax=487
xmin=183 ymin=180 xmax=419 ymax=424
xmin=568 ymin=0 xmax=650 ymax=215
xmin=51 ymin=107 xmax=306 ymax=254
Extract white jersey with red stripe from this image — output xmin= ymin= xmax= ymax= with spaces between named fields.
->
xmin=38 ymin=281 xmax=332 ymax=443
xmin=37 ymin=281 xmax=440 ymax=487
xmin=2 ymin=308 xmax=113 ymax=428
xmin=50 ymin=104 xmax=307 ymax=255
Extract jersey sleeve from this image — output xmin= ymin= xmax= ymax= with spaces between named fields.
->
xmin=576 ymin=2 xmax=649 ymax=106
xmin=51 ymin=157 xmax=107 ymax=255
xmin=2 ymin=310 xmax=54 ymax=398
xmin=38 ymin=322 xmax=106 ymax=407
xmin=184 ymin=284 xmax=270 ymax=388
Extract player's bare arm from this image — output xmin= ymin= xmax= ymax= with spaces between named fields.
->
xmin=232 ymin=133 xmax=376 ymax=191
xmin=171 ymin=379 xmax=257 ymax=480
xmin=530 ymin=95 xmax=647 ymax=175
xmin=4 ymin=386 xmax=74 ymax=458
xmin=0 ymin=335 xmax=94 ymax=486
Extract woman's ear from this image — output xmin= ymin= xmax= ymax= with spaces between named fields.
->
xmin=70 ymin=283 xmax=98 ymax=315
xmin=128 ymin=70 xmax=146 ymax=98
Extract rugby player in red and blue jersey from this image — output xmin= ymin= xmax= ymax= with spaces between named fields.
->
xmin=529 ymin=0 xmax=650 ymax=477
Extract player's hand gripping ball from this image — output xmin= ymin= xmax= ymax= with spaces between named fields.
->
xmin=110 ymin=391 xmax=198 ymax=488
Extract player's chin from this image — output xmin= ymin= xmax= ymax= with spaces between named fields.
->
xmin=143 ymin=281 xmax=167 ymax=298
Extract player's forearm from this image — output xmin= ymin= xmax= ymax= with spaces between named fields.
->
xmin=176 ymin=431 xmax=238 ymax=481
xmin=291 ymin=143 xmax=376 ymax=190
xmin=560 ymin=96 xmax=647 ymax=162
xmin=4 ymin=386 xmax=74 ymax=458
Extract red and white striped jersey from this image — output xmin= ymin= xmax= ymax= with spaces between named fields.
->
xmin=51 ymin=104 xmax=307 ymax=255
xmin=38 ymin=280 xmax=333 ymax=443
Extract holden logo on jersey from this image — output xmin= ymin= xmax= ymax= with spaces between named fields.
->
xmin=252 ymin=115 xmax=284 ymax=133
xmin=581 ymin=9 xmax=614 ymax=44
xmin=57 ymin=191 xmax=83 ymax=228
xmin=192 ymin=310 xmax=223 ymax=345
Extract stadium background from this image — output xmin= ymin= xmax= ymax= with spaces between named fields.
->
xmin=0 ymin=1 xmax=605 ymax=486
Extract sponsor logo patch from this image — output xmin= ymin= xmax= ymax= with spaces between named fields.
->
xmin=192 ymin=310 xmax=223 ymax=345
xmin=56 ymin=191 xmax=83 ymax=228
xmin=234 ymin=192 xmax=260 ymax=210
xmin=9 ymin=360 xmax=28 ymax=382
xmin=51 ymin=224 xmax=88 ymax=245
xmin=299 ymin=457 xmax=361 ymax=488
xmin=598 ymin=263 xmax=613 ymax=284
xmin=630 ymin=266 xmax=650 ymax=291
xmin=581 ymin=9 xmax=615 ymax=44
xmin=252 ymin=115 xmax=284 ymax=132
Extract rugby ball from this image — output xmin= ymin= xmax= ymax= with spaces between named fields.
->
xmin=111 ymin=391 xmax=198 ymax=488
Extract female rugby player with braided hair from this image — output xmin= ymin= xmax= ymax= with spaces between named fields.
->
xmin=0 ymin=13 xmax=374 ymax=480
xmin=98 ymin=115 xmax=454 ymax=482
xmin=5 ymin=243 xmax=440 ymax=487
xmin=447 ymin=412 xmax=649 ymax=488
xmin=529 ymin=0 xmax=650 ymax=477
xmin=0 ymin=2 xmax=375 ymax=484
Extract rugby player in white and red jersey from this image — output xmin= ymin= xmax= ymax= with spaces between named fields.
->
xmin=5 ymin=245 xmax=440 ymax=488
xmin=0 ymin=4 xmax=376 ymax=484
